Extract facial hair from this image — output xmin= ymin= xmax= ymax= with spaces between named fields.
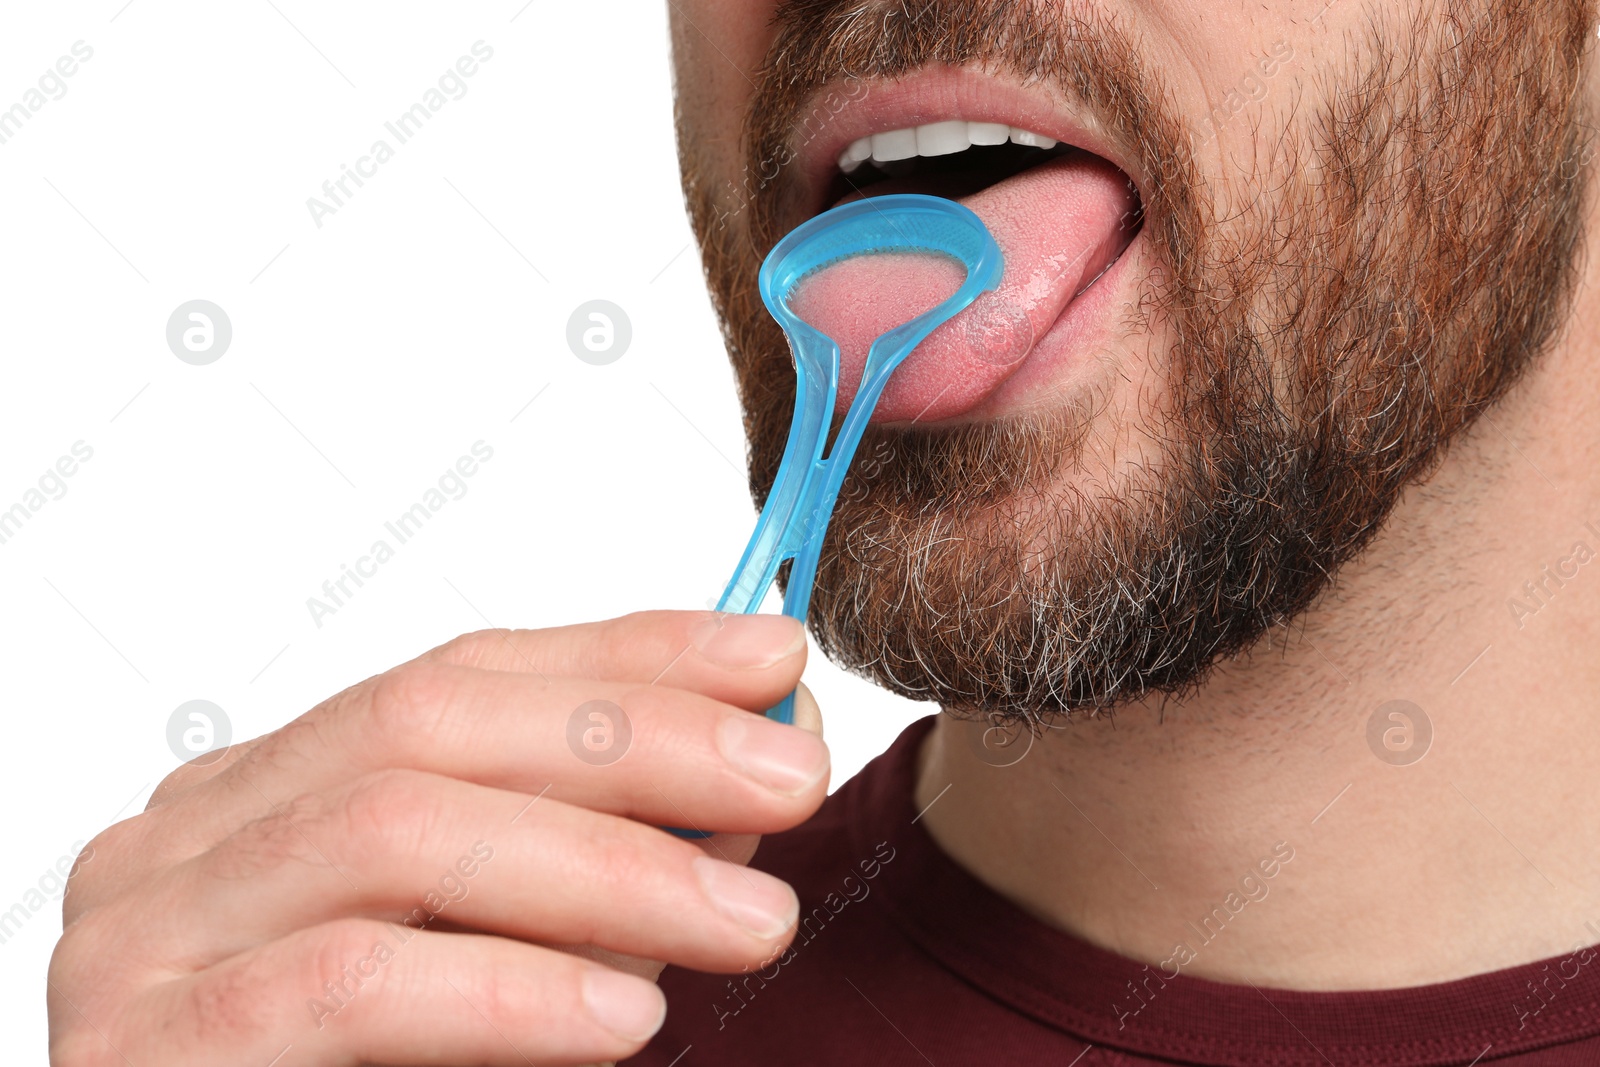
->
xmin=677 ymin=0 xmax=1593 ymax=725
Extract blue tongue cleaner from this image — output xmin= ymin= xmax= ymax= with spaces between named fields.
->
xmin=718 ymin=194 xmax=1004 ymax=724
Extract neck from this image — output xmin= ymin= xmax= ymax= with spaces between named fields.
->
xmin=913 ymin=209 xmax=1600 ymax=993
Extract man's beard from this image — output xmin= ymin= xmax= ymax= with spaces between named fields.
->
xmin=678 ymin=0 xmax=1592 ymax=725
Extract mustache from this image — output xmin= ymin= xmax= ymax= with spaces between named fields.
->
xmin=744 ymin=0 xmax=1202 ymax=251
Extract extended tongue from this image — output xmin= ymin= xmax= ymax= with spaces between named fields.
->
xmin=788 ymin=153 xmax=1138 ymax=424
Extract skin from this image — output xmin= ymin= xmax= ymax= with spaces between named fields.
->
xmin=47 ymin=612 xmax=829 ymax=1065
xmin=46 ymin=5 xmax=1600 ymax=1066
xmin=905 ymin=264 xmax=1600 ymax=990
xmin=672 ymin=0 xmax=1600 ymax=992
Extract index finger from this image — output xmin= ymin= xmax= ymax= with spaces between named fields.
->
xmin=423 ymin=610 xmax=808 ymax=709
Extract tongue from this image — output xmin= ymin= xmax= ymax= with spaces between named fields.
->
xmin=787 ymin=153 xmax=1138 ymax=424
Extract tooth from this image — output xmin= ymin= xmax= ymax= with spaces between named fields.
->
xmin=1010 ymin=128 xmax=1058 ymax=149
xmin=839 ymin=154 xmax=864 ymax=174
xmin=968 ymin=122 xmax=1011 ymax=146
xmin=871 ymin=128 xmax=919 ymax=162
xmin=845 ymin=137 xmax=873 ymax=163
xmin=916 ymin=120 xmax=971 ymax=157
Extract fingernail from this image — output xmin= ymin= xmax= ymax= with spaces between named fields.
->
xmin=582 ymin=967 xmax=667 ymax=1043
xmin=693 ymin=613 xmax=806 ymax=670
xmin=791 ymin=681 xmax=823 ymax=739
xmin=717 ymin=713 xmax=830 ymax=796
xmin=693 ymin=855 xmax=799 ymax=940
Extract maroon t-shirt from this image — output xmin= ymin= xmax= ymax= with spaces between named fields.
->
xmin=629 ymin=715 xmax=1600 ymax=1065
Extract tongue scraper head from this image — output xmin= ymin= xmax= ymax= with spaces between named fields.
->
xmin=716 ymin=194 xmax=1003 ymax=724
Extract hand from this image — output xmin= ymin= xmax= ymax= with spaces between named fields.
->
xmin=48 ymin=611 xmax=828 ymax=1066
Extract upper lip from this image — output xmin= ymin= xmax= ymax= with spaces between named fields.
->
xmin=781 ymin=64 xmax=1143 ymax=227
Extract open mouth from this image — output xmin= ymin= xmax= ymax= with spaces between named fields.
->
xmin=828 ymin=121 xmax=1087 ymax=203
xmin=778 ymin=76 xmax=1146 ymax=425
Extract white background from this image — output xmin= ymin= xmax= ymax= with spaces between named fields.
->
xmin=0 ymin=2 xmax=927 ymax=1058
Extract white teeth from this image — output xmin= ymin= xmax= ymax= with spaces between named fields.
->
xmin=1009 ymin=128 xmax=1058 ymax=149
xmin=870 ymin=128 xmax=919 ymax=162
xmin=838 ymin=136 xmax=873 ymax=174
xmin=836 ymin=121 xmax=1061 ymax=173
xmin=968 ymin=121 xmax=1011 ymax=146
xmin=915 ymin=120 xmax=970 ymax=157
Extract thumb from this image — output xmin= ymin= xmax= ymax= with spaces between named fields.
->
xmin=790 ymin=681 xmax=824 ymax=741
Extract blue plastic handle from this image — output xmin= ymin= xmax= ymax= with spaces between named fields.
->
xmin=718 ymin=194 xmax=1003 ymax=723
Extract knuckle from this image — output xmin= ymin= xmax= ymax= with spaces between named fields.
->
xmin=293 ymin=918 xmax=427 ymax=1034
xmin=579 ymin=826 xmax=636 ymax=891
xmin=564 ymin=824 xmax=668 ymax=943
xmin=594 ymin=610 xmax=665 ymax=669
xmin=49 ymin=908 xmax=111 ymax=991
xmin=455 ymin=966 xmax=536 ymax=1036
xmin=48 ymin=917 xmax=143 ymax=1063
xmin=62 ymin=824 xmax=130 ymax=909
xmin=178 ymin=918 xmax=392 ymax=1046
xmin=299 ymin=916 xmax=399 ymax=1000
xmin=428 ymin=627 xmax=503 ymax=667
xmin=333 ymin=768 xmax=447 ymax=864
xmin=150 ymin=746 xmax=247 ymax=807
xmin=637 ymin=607 xmax=695 ymax=645
xmin=58 ymin=821 xmax=159 ymax=925
xmin=150 ymin=763 xmax=199 ymax=807
xmin=365 ymin=662 xmax=462 ymax=752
